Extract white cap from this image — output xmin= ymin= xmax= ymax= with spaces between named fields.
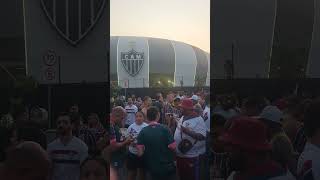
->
xmin=175 ymin=96 xmax=181 ymax=100
xmin=191 ymin=95 xmax=199 ymax=101
xmin=259 ymin=106 xmax=283 ymax=124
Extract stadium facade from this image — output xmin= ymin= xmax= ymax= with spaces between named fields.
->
xmin=110 ymin=36 xmax=210 ymax=88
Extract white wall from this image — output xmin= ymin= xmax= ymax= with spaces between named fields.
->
xmin=171 ymin=41 xmax=197 ymax=87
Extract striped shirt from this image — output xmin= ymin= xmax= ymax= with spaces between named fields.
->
xmin=164 ymin=103 xmax=182 ymax=118
xmin=48 ymin=137 xmax=88 ymax=180
xmin=73 ymin=126 xmax=97 ymax=155
xmin=125 ymin=105 xmax=138 ymax=126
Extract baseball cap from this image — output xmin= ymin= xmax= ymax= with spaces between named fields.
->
xmin=191 ymin=95 xmax=199 ymax=101
xmin=259 ymin=106 xmax=283 ymax=124
xmin=180 ymin=99 xmax=194 ymax=110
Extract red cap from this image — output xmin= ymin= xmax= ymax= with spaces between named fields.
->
xmin=179 ymin=98 xmax=194 ymax=110
xmin=220 ymin=117 xmax=271 ymax=151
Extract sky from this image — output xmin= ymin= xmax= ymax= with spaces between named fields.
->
xmin=110 ymin=0 xmax=210 ymax=53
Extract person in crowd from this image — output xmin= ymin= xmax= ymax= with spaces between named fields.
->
xmin=211 ymin=112 xmax=231 ymax=179
xmin=174 ymin=98 xmax=207 ymax=180
xmin=131 ymin=94 xmax=137 ymax=103
xmin=11 ymin=105 xmax=29 ymax=128
xmin=87 ymin=113 xmax=108 ymax=153
xmin=292 ymin=99 xmax=311 ymax=155
xmin=241 ymin=96 xmax=267 ymax=117
xmin=258 ymin=106 xmax=297 ymax=176
xmin=115 ymin=96 xmax=126 ymax=108
xmin=164 ymin=92 xmax=174 ymax=108
xmin=16 ymin=124 xmax=47 ymax=150
xmin=202 ymin=95 xmax=211 ymax=134
xmin=141 ymin=96 xmax=152 ymax=122
xmin=191 ymin=94 xmax=200 ymax=106
xmin=164 ymin=94 xmax=180 ymax=116
xmin=80 ymin=157 xmax=108 ymax=180
xmin=153 ymin=92 xmax=164 ymax=123
xmin=87 ymin=113 xmax=105 ymax=138
xmin=71 ymin=113 xmax=97 ymax=155
xmin=125 ymin=97 xmax=138 ymax=128
xmin=13 ymin=106 xmax=48 ymax=150
xmin=173 ymin=96 xmax=182 ymax=117
xmin=0 ymin=141 xmax=50 ymax=180
xmin=297 ymin=99 xmax=320 ymax=180
xmin=194 ymin=103 xmax=204 ymax=117
xmin=111 ymin=97 xmax=116 ymax=109
xmin=283 ymin=103 xmax=304 ymax=146
xmin=126 ymin=111 xmax=148 ymax=180
xmin=216 ymin=95 xmax=241 ymax=135
xmin=29 ymin=106 xmax=48 ymax=129
xmin=202 ymin=95 xmax=211 ymax=180
xmin=0 ymin=126 xmax=12 ymax=162
xmin=47 ymin=112 xmax=88 ymax=180
xmin=135 ymin=97 xmax=143 ymax=109
xmin=137 ymin=106 xmax=177 ymax=180
xmin=69 ymin=104 xmax=80 ymax=115
xmin=0 ymin=110 xmax=14 ymax=130
xmin=107 ymin=106 xmax=133 ymax=180
xmin=222 ymin=117 xmax=295 ymax=180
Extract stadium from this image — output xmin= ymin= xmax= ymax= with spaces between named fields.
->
xmin=110 ymin=36 xmax=210 ymax=88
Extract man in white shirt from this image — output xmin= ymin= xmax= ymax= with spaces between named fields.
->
xmin=174 ymin=98 xmax=207 ymax=180
xmin=47 ymin=112 xmax=88 ymax=180
xmin=125 ymin=98 xmax=138 ymax=128
xmin=297 ymin=100 xmax=320 ymax=180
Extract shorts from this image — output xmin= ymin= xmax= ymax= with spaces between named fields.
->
xmin=127 ymin=152 xmax=145 ymax=170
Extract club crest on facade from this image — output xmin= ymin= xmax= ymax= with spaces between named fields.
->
xmin=121 ymin=49 xmax=144 ymax=77
xmin=41 ymin=0 xmax=106 ymax=45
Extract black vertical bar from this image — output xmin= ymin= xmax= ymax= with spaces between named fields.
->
xmin=59 ymin=56 xmax=61 ymax=84
xmin=231 ymin=43 xmax=234 ymax=79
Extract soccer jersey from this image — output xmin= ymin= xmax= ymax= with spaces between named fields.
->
xmin=137 ymin=122 xmax=176 ymax=176
xmin=125 ymin=104 xmax=138 ymax=126
xmin=47 ymin=136 xmax=88 ymax=180
xmin=174 ymin=116 xmax=207 ymax=157
xmin=203 ymin=106 xmax=210 ymax=133
xmin=127 ymin=122 xmax=148 ymax=154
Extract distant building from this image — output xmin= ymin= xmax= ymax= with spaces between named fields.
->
xmin=110 ymin=36 xmax=210 ymax=88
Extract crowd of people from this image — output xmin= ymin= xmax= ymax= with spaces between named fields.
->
xmin=1 ymin=90 xmax=320 ymax=180
xmin=0 ymin=90 xmax=211 ymax=180
xmin=109 ymin=91 xmax=211 ymax=180
xmin=210 ymin=94 xmax=320 ymax=180
xmin=0 ymin=103 xmax=109 ymax=180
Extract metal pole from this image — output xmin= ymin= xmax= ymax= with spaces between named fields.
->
xmin=48 ymin=85 xmax=52 ymax=129
xmin=58 ymin=56 xmax=61 ymax=84
xmin=231 ymin=42 xmax=234 ymax=79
